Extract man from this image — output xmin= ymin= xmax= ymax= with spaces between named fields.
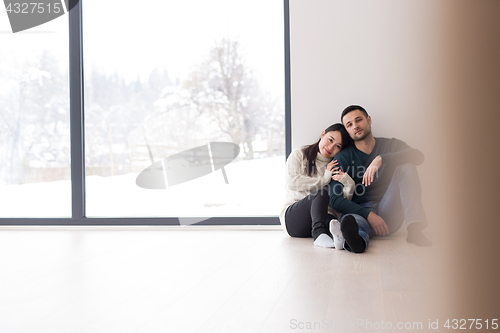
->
xmin=328 ymin=105 xmax=431 ymax=253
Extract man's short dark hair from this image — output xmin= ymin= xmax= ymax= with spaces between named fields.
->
xmin=341 ymin=105 xmax=369 ymax=123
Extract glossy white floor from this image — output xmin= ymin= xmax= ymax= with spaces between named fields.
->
xmin=0 ymin=226 xmax=443 ymax=333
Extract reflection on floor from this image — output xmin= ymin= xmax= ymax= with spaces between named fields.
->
xmin=0 ymin=226 xmax=447 ymax=333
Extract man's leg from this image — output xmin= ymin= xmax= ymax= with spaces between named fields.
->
xmin=340 ymin=212 xmax=373 ymax=253
xmin=376 ymin=163 xmax=431 ymax=245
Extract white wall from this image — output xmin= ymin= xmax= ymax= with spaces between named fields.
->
xmin=289 ymin=0 xmax=500 ymax=319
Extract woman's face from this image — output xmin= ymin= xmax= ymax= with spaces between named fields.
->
xmin=318 ymin=130 xmax=343 ymax=159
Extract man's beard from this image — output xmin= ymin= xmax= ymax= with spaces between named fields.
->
xmin=352 ymin=127 xmax=371 ymax=141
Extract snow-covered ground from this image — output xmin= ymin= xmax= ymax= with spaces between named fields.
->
xmin=0 ymin=156 xmax=286 ymax=219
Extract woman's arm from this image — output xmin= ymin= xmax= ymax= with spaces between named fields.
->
xmin=286 ymin=150 xmax=332 ymax=192
xmin=335 ymin=172 xmax=355 ymax=201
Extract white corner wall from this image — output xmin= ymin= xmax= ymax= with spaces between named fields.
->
xmin=288 ymin=0 xmax=448 ymax=251
xmin=289 ymin=0 xmax=446 ymax=150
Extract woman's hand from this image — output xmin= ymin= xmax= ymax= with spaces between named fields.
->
xmin=327 ymin=160 xmax=338 ymax=172
xmin=362 ymin=155 xmax=382 ymax=186
xmin=332 ymin=169 xmax=345 ymax=181
xmin=327 ymin=160 xmax=344 ymax=181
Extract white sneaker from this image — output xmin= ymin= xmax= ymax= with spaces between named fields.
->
xmin=329 ymin=219 xmax=344 ymax=250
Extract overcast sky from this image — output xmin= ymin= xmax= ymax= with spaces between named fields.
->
xmin=0 ymin=0 xmax=284 ymax=95
xmin=85 ymin=0 xmax=284 ymax=95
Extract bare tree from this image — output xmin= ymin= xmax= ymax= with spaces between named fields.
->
xmin=0 ymin=50 xmax=70 ymax=184
xmin=184 ymin=38 xmax=263 ymax=159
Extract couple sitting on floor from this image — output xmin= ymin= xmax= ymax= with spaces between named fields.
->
xmin=279 ymin=105 xmax=431 ymax=253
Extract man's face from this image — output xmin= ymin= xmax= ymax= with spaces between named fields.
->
xmin=342 ymin=110 xmax=372 ymax=141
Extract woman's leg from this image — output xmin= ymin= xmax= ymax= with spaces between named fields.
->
xmin=284 ymin=188 xmax=333 ymax=239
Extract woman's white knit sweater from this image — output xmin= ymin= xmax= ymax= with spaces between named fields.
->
xmin=279 ymin=148 xmax=355 ymax=228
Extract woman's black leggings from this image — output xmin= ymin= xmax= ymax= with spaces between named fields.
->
xmin=284 ymin=188 xmax=335 ymax=240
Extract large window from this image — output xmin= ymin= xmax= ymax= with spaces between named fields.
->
xmin=82 ymin=0 xmax=285 ymax=219
xmin=0 ymin=0 xmax=289 ymax=224
xmin=0 ymin=11 xmax=71 ymax=218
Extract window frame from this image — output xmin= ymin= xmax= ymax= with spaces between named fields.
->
xmin=0 ymin=0 xmax=291 ymax=226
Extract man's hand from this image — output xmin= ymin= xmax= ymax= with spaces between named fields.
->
xmin=367 ymin=211 xmax=389 ymax=236
xmin=362 ymin=155 xmax=382 ymax=186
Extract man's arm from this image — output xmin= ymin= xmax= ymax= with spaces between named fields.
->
xmin=328 ymin=186 xmax=388 ymax=235
xmin=328 ymin=152 xmax=371 ymax=218
xmin=330 ymin=152 xmax=389 ymax=235
xmin=363 ymin=139 xmax=424 ymax=186
xmin=379 ymin=138 xmax=424 ymax=167
xmin=328 ymin=189 xmax=370 ymax=219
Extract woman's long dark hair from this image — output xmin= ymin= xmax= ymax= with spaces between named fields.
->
xmin=302 ymin=123 xmax=352 ymax=177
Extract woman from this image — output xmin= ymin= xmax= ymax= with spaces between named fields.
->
xmin=279 ymin=123 xmax=355 ymax=248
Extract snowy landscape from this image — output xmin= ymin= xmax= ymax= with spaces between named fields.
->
xmin=0 ymin=156 xmax=285 ymax=219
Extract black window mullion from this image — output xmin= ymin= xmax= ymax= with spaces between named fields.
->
xmin=69 ymin=0 xmax=85 ymax=222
